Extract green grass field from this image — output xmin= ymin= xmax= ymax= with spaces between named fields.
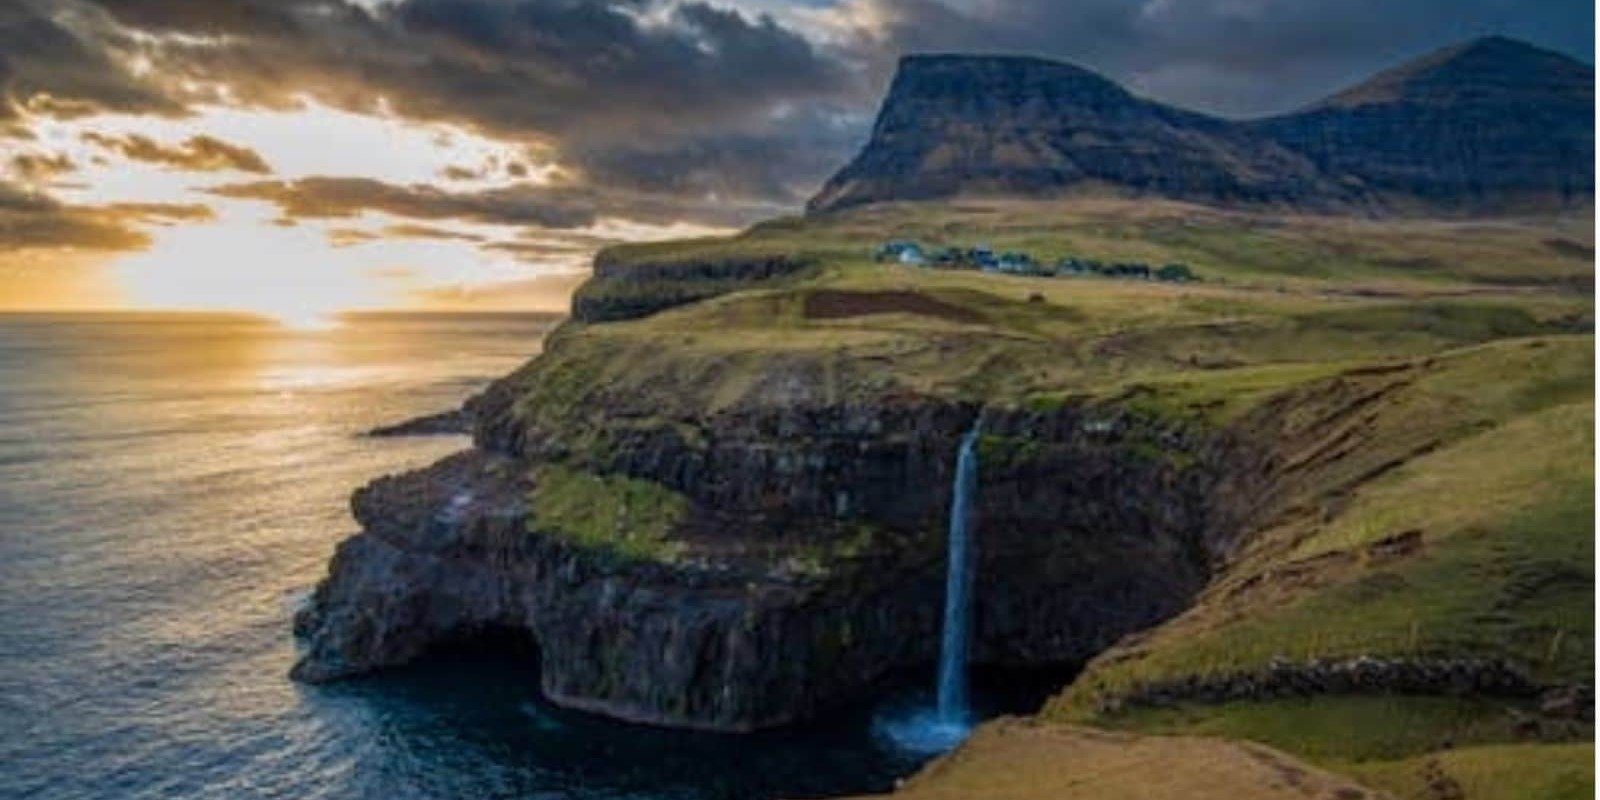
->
xmin=547 ymin=197 xmax=1593 ymax=797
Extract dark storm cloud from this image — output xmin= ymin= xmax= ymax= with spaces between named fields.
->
xmin=209 ymin=177 xmax=601 ymax=228
xmin=570 ymin=106 xmax=868 ymax=204
xmin=0 ymin=0 xmax=185 ymax=120
xmin=208 ymin=176 xmax=785 ymax=230
xmin=48 ymin=0 xmax=864 ymax=210
xmin=83 ymin=0 xmax=856 ymax=137
xmin=81 ymin=132 xmax=273 ymax=174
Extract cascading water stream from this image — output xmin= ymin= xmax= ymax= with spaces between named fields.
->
xmin=936 ymin=422 xmax=980 ymax=723
xmin=875 ymin=418 xmax=981 ymax=754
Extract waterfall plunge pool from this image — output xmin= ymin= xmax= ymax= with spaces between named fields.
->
xmin=337 ymin=645 xmax=1078 ymax=800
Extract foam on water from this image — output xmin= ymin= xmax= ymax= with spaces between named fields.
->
xmin=872 ymin=708 xmax=972 ymax=755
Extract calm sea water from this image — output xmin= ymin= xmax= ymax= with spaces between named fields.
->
xmin=0 ymin=312 xmax=1055 ymax=800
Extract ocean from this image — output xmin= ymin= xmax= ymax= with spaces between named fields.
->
xmin=0 ymin=312 xmax=1053 ymax=800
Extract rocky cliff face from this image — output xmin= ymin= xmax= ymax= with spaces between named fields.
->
xmin=809 ymin=39 xmax=1593 ymax=214
xmin=571 ymin=251 xmax=814 ymax=323
xmin=293 ymin=352 xmax=1244 ymax=730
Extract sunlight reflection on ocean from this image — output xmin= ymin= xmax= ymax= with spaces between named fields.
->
xmin=0 ymin=312 xmax=551 ymax=799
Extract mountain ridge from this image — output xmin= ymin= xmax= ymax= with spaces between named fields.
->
xmin=809 ymin=37 xmax=1594 ymax=214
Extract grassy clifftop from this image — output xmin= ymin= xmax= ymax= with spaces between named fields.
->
xmin=530 ymin=197 xmax=1592 ymax=797
xmin=580 ymin=199 xmax=1593 ymax=325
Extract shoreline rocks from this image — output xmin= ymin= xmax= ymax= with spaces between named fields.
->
xmin=365 ymin=407 xmax=472 ymax=438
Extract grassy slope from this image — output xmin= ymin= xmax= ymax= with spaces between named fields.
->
xmin=604 ymin=198 xmax=1595 ymax=290
xmin=1051 ymin=339 xmax=1593 ymax=701
xmin=527 ymin=464 xmax=690 ymax=563
xmin=547 ymin=198 xmax=1593 ymax=796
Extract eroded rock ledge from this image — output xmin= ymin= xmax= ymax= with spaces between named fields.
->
xmin=293 ymin=386 xmax=1240 ymax=731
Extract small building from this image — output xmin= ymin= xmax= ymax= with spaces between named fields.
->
xmin=874 ymin=240 xmax=921 ymax=263
xmin=1104 ymin=262 xmax=1152 ymax=280
xmin=932 ymin=246 xmax=965 ymax=267
xmin=969 ymin=244 xmax=998 ymax=271
xmin=996 ymin=251 xmax=1036 ymax=274
xmin=897 ymin=244 xmax=927 ymax=266
xmin=1055 ymin=257 xmax=1088 ymax=277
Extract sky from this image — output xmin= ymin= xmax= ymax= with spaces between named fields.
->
xmin=2 ymin=0 xmax=1592 ymax=325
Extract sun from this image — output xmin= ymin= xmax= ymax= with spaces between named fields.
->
xmin=111 ymin=201 xmax=389 ymax=323
xmin=260 ymin=306 xmax=343 ymax=331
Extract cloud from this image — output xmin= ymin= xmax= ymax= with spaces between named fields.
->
xmin=24 ymin=0 xmax=866 ymax=212
xmin=0 ymin=0 xmax=186 ymax=120
xmin=0 ymin=181 xmax=156 ymax=251
xmin=81 ymin=132 xmax=273 ymax=173
xmin=439 ymin=164 xmax=481 ymax=181
xmin=8 ymin=151 xmax=75 ymax=185
xmin=325 ymin=221 xmax=488 ymax=248
xmin=104 ymin=202 xmax=216 ymax=224
xmin=209 ymin=175 xmax=786 ymax=230
xmin=482 ymin=232 xmax=621 ymax=264
xmin=325 ymin=226 xmax=378 ymax=248
xmin=382 ymin=223 xmax=486 ymax=242
xmin=209 ymin=177 xmax=599 ymax=228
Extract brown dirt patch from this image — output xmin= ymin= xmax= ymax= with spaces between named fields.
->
xmin=803 ymin=290 xmax=985 ymax=325
xmin=848 ymin=719 xmax=1389 ymax=800
xmin=1542 ymin=238 xmax=1594 ymax=261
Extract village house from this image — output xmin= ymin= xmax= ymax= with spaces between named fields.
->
xmin=932 ymin=246 xmax=965 ymax=266
xmin=969 ymin=244 xmax=998 ymax=270
xmin=996 ymin=251 xmax=1039 ymax=274
xmin=873 ymin=240 xmax=922 ymax=263
xmin=873 ymin=240 xmax=1198 ymax=283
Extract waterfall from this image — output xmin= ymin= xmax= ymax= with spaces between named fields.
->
xmin=937 ymin=422 xmax=980 ymax=723
xmin=872 ymin=419 xmax=982 ymax=754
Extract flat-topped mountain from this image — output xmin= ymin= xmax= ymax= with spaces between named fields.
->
xmin=806 ymin=55 xmax=1351 ymax=213
xmin=809 ymin=38 xmax=1594 ymax=214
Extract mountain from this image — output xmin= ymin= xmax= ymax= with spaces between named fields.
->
xmin=805 ymin=55 xmax=1353 ymax=213
xmin=1251 ymin=36 xmax=1595 ymax=210
xmin=808 ymin=38 xmax=1594 ymax=214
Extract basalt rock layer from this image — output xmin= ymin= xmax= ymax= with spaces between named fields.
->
xmin=292 ymin=347 xmax=1249 ymax=730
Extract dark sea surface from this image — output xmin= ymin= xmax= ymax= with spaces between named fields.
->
xmin=0 ymin=312 xmax=1058 ymax=800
